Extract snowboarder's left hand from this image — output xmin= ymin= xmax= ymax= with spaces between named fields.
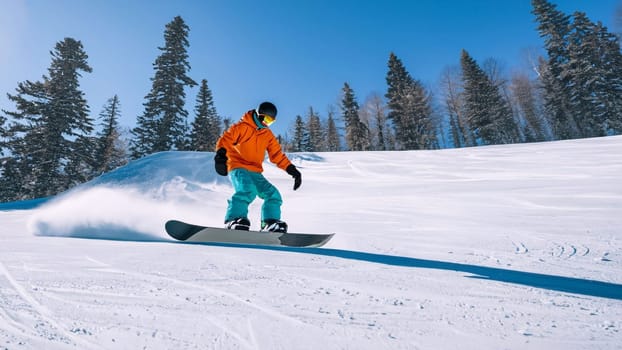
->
xmin=286 ymin=164 xmax=302 ymax=190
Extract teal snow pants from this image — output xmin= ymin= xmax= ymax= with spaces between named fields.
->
xmin=225 ymin=168 xmax=283 ymax=223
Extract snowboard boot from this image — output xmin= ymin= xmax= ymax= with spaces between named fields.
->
xmin=261 ymin=219 xmax=288 ymax=233
xmin=225 ymin=217 xmax=251 ymax=231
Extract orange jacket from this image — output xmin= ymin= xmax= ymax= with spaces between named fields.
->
xmin=216 ymin=110 xmax=292 ymax=173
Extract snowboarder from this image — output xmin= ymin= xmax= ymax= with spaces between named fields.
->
xmin=214 ymin=101 xmax=302 ymax=233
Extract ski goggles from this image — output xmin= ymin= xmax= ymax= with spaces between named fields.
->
xmin=259 ymin=114 xmax=276 ymax=126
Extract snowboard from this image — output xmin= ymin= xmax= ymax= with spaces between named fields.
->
xmin=165 ymin=220 xmax=335 ymax=248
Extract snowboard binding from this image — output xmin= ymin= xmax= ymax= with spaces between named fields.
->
xmin=261 ymin=219 xmax=288 ymax=233
xmin=225 ymin=217 xmax=251 ymax=231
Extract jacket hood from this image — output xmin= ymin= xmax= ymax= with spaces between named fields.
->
xmin=241 ymin=110 xmax=266 ymax=129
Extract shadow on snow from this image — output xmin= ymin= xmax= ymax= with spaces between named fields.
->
xmin=39 ymin=233 xmax=622 ymax=301
xmin=196 ymin=241 xmax=622 ymax=301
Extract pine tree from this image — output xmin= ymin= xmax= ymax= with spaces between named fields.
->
xmin=596 ymin=22 xmax=622 ymax=134
xmin=94 ymin=95 xmax=128 ymax=174
xmin=385 ymin=53 xmax=437 ymax=150
xmin=290 ymin=115 xmax=306 ymax=152
xmin=460 ymin=50 xmax=520 ymax=145
xmin=566 ymin=12 xmax=601 ymax=137
xmin=2 ymin=38 xmax=93 ymax=199
xmin=1 ymin=80 xmax=46 ymax=200
xmin=325 ymin=111 xmax=341 ymax=152
xmin=131 ymin=16 xmax=197 ymax=158
xmin=53 ymin=40 xmax=96 ymax=188
xmin=481 ymin=58 xmax=522 ymax=143
xmin=341 ymin=83 xmax=369 ymax=151
xmin=304 ymin=107 xmax=323 ymax=151
xmin=534 ymin=0 xmax=622 ymax=138
xmin=385 ymin=53 xmax=409 ymax=149
xmin=567 ymin=13 xmax=622 ymax=137
xmin=532 ymin=0 xmax=577 ymax=139
xmin=0 ymin=115 xmax=19 ymax=201
xmin=190 ymin=79 xmax=221 ymax=151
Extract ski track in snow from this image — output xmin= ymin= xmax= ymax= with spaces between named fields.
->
xmin=0 ymin=260 xmax=104 ymax=350
xmin=84 ymin=255 xmax=308 ymax=328
xmin=549 ymin=242 xmax=590 ymax=259
xmin=512 ymin=241 xmax=529 ymax=254
xmin=86 ymin=256 xmax=293 ymax=350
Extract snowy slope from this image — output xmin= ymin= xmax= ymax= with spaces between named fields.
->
xmin=1 ymin=136 xmax=621 ymax=349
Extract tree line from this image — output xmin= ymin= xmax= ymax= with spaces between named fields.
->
xmin=2 ymin=0 xmax=622 ymax=202
xmin=281 ymin=0 xmax=622 ymax=151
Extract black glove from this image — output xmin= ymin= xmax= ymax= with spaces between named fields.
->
xmin=214 ymin=148 xmax=228 ymax=176
xmin=286 ymin=164 xmax=302 ymax=190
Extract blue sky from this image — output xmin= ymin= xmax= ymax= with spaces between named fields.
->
xmin=1 ymin=0 xmax=619 ymax=136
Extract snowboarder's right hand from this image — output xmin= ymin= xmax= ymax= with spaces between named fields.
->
xmin=214 ymin=148 xmax=228 ymax=176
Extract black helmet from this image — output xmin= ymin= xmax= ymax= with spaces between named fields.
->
xmin=256 ymin=101 xmax=277 ymax=118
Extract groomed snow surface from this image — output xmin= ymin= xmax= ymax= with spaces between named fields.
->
xmin=1 ymin=136 xmax=621 ymax=349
